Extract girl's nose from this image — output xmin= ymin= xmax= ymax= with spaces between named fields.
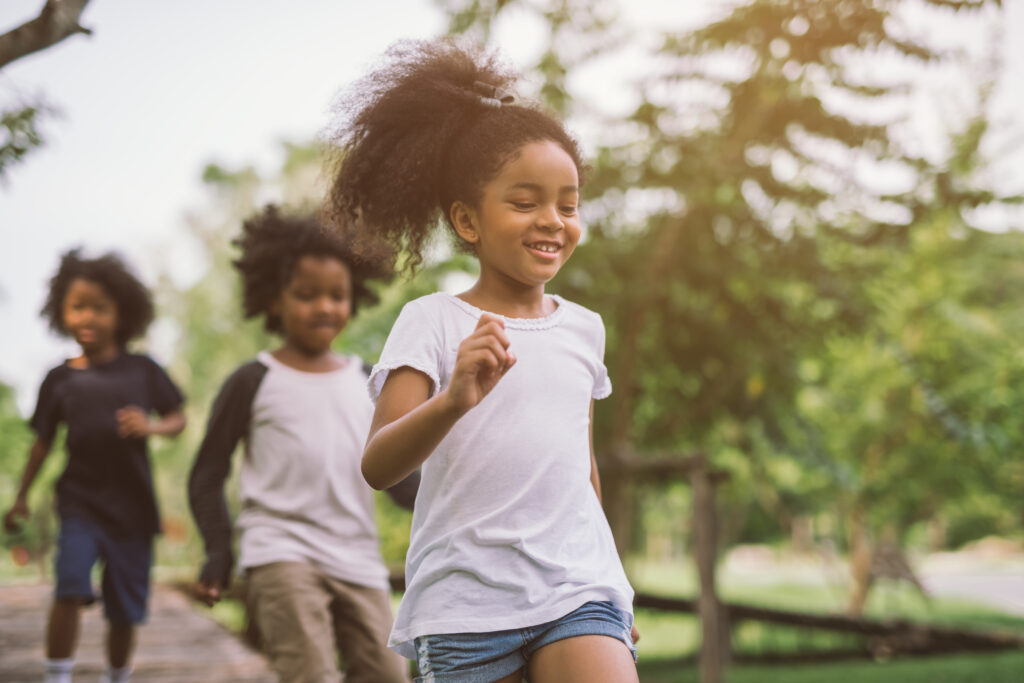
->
xmin=537 ymin=205 xmax=564 ymax=232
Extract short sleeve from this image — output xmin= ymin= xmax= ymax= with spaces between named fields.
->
xmin=368 ymin=298 xmax=444 ymax=403
xmin=145 ymin=356 xmax=185 ymax=415
xmin=592 ymin=313 xmax=613 ymax=400
xmin=28 ymin=367 xmax=63 ymax=443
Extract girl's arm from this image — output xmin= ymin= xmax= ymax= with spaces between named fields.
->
xmin=588 ymin=400 xmax=602 ymax=504
xmin=150 ymin=408 xmax=186 ymax=437
xmin=384 ymin=468 xmax=421 ymax=511
xmin=363 ymin=368 xmax=461 ymax=489
xmin=3 ymin=437 xmax=53 ymax=532
xmin=188 ymin=363 xmax=263 ymax=602
xmin=116 ymin=406 xmax=186 ymax=438
xmin=363 ymin=313 xmax=516 ymax=490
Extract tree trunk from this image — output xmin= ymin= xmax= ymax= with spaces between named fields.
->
xmin=603 ymin=221 xmax=680 ymax=552
xmin=790 ymin=514 xmax=814 ymax=554
xmin=602 ymin=469 xmax=633 ymax=556
xmin=847 ymin=506 xmax=873 ymax=616
xmin=927 ymin=515 xmax=947 ymax=552
xmin=692 ymin=459 xmax=729 ymax=682
xmin=0 ymin=0 xmax=93 ymax=69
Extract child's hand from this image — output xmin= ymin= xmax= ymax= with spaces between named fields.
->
xmin=195 ymin=580 xmax=222 ymax=607
xmin=631 ymin=624 xmax=640 ymax=643
xmin=3 ymin=499 xmax=29 ymax=533
xmin=446 ymin=313 xmax=517 ymax=413
xmin=116 ymin=406 xmax=151 ymax=438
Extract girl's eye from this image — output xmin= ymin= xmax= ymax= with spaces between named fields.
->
xmin=512 ymin=202 xmax=535 ymax=210
xmin=560 ymin=205 xmax=578 ymax=215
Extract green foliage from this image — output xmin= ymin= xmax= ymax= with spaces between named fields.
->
xmin=0 ymin=382 xmax=64 ymax=578
xmin=796 ymin=214 xmax=1024 ymax=538
xmin=440 ymin=0 xmax=1021 ymax=574
xmin=0 ymin=99 xmax=57 ymax=179
xmin=637 ymin=650 xmax=1024 ymax=683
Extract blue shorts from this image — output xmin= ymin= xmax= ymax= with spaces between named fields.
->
xmin=54 ymin=517 xmax=152 ymax=625
xmin=413 ymin=600 xmax=636 ymax=683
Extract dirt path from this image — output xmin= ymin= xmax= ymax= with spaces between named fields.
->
xmin=919 ymin=549 xmax=1024 ymax=617
xmin=0 ymin=583 xmax=276 ymax=682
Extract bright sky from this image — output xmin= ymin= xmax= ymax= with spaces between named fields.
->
xmin=1 ymin=0 xmax=1021 ymax=414
xmin=0 ymin=0 xmax=449 ymax=413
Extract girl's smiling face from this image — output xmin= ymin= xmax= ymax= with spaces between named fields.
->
xmin=62 ymin=278 xmax=120 ymax=355
xmin=273 ymin=255 xmax=352 ymax=356
xmin=454 ymin=139 xmax=581 ymax=291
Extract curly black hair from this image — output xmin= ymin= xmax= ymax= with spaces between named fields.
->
xmin=40 ymin=249 xmax=155 ymax=346
xmin=233 ymin=205 xmax=392 ymax=334
xmin=325 ymin=38 xmax=586 ymax=272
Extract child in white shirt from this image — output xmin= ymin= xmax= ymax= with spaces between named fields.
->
xmin=325 ymin=40 xmax=638 ymax=683
xmin=188 ymin=206 xmax=416 ymax=683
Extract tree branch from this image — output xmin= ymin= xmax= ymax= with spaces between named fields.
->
xmin=0 ymin=0 xmax=93 ymax=70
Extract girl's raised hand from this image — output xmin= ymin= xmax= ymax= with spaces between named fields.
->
xmin=446 ymin=313 xmax=517 ymax=414
xmin=116 ymin=405 xmax=150 ymax=438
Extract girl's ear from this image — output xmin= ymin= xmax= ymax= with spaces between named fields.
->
xmin=450 ymin=201 xmax=480 ymax=245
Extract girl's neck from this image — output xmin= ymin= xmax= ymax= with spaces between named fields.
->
xmin=271 ymin=344 xmax=346 ymax=373
xmin=71 ymin=343 xmax=121 ymax=369
xmin=458 ymin=277 xmax=554 ymax=319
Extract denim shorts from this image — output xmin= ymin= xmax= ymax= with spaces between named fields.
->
xmin=54 ymin=516 xmax=152 ymax=625
xmin=413 ymin=600 xmax=636 ymax=683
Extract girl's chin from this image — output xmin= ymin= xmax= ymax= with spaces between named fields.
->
xmin=77 ymin=338 xmax=110 ymax=351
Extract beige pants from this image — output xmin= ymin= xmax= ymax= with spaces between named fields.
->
xmin=247 ymin=561 xmax=409 ymax=683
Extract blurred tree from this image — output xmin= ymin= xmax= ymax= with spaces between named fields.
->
xmin=438 ymin=0 xmax=1018 ymax=589
xmin=0 ymin=0 xmax=94 ymax=179
xmin=796 ymin=105 xmax=1024 ymax=612
xmin=0 ymin=99 xmax=57 ymax=180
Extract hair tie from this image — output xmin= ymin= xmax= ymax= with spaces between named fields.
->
xmin=472 ymin=80 xmax=514 ymax=108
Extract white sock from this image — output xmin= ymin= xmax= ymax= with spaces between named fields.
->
xmin=44 ymin=657 xmax=73 ymax=683
xmin=101 ymin=666 xmax=131 ymax=683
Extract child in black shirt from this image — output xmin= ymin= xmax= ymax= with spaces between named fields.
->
xmin=3 ymin=250 xmax=185 ymax=683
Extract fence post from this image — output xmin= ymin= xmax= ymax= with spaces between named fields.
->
xmin=692 ymin=455 xmax=728 ymax=683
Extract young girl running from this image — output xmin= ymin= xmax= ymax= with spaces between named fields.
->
xmin=326 ymin=40 xmax=638 ymax=683
xmin=3 ymin=250 xmax=186 ymax=683
xmin=187 ymin=206 xmax=417 ymax=683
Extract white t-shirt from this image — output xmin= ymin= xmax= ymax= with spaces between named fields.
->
xmin=236 ymin=351 xmax=390 ymax=589
xmin=369 ymin=292 xmax=634 ymax=657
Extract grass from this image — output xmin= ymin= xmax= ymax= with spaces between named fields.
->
xmin=626 ymin=557 xmax=1024 ymax=661
xmin=636 ymin=650 xmax=1024 ymax=683
xmin=190 ymin=579 xmax=1024 ymax=683
xmin=627 ymin=556 xmax=1024 ymax=682
xmin=5 ymin=551 xmax=1023 ymax=682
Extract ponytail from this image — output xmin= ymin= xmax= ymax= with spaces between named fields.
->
xmin=325 ymin=38 xmax=584 ymax=273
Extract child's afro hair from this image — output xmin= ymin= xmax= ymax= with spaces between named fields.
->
xmin=40 ymin=248 xmax=155 ymax=346
xmin=233 ymin=205 xmax=392 ymax=334
xmin=325 ymin=38 xmax=585 ymax=273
